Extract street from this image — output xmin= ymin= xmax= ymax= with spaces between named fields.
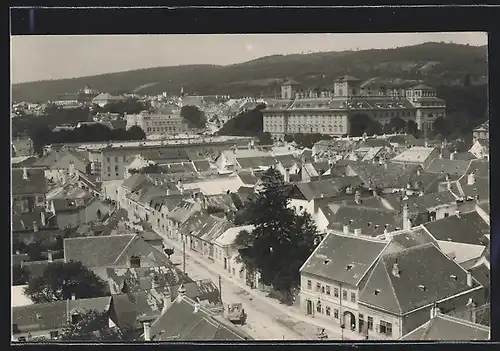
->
xmin=160 ymin=234 xmax=360 ymax=341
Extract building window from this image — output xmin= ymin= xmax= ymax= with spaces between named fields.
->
xmin=380 ymin=321 xmax=392 ymax=336
xmin=351 ymin=292 xmax=356 ymax=303
xmin=326 ymin=306 xmax=331 ymax=316
xmin=342 ymin=290 xmax=348 ymax=300
xmin=316 ymin=283 xmax=321 ymax=292
xmin=307 ymin=280 xmax=312 ymax=290
xmin=50 ymin=331 xmax=59 ymax=339
xmin=334 ymin=309 xmax=339 ymax=319
xmin=322 ymin=286 xmax=325 ymax=294
xmin=316 ymin=301 xmax=322 ymax=313
xmin=115 ymin=157 xmax=119 ymax=162
xmin=368 ymin=317 xmax=373 ymax=330
xmin=106 ymin=157 xmax=110 ymax=163
xmin=334 ymin=287 xmax=339 ymax=297
xmin=130 ymin=255 xmax=141 ymax=268
xmin=115 ymin=165 xmax=119 ymax=171
xmin=326 ymin=285 xmax=331 ymax=295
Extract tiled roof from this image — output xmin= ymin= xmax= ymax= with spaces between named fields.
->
xmin=12 ymin=167 xmax=47 ymax=195
xmin=180 ymin=212 xmax=230 ymax=242
xmin=410 ymin=83 xmax=434 ymax=90
xmin=237 ymin=171 xmax=260 ymax=186
xmin=327 ymin=205 xmax=401 ymax=236
xmin=236 ymin=156 xmax=276 ymax=169
xmin=122 ymin=174 xmax=150 ymax=192
xmin=389 ymin=227 xmax=438 ymax=250
xmin=214 ymin=225 xmax=255 ymax=247
xmin=453 ymin=152 xmax=477 ymax=161
xmin=12 ymin=210 xmax=49 ymax=232
xmin=401 ymin=313 xmax=490 ymax=340
xmin=347 ymin=162 xmax=420 ymax=189
xmin=426 ymin=159 xmax=471 ymax=177
xmin=423 ymin=212 xmax=489 ymax=246
xmin=13 ymin=296 xmax=112 ymax=335
xmin=12 ymin=253 xmax=29 ymax=266
xmin=21 ymin=259 xmax=65 ymax=280
xmin=293 ymin=177 xmax=362 ymax=201
xmin=167 ymin=200 xmax=201 ymax=224
xmin=359 ymin=243 xmax=481 ymax=315
xmin=391 ymin=147 xmax=437 ymax=163
xmin=403 ymin=190 xmax=457 ymax=213
xmin=106 ymin=266 xmax=193 ymax=295
xmin=193 ymin=160 xmax=211 ymax=172
xmin=203 ymin=194 xmax=239 ymax=213
xmin=149 ymin=295 xmax=248 ymax=341
xmin=64 ymin=234 xmax=135 ymax=267
xmin=300 ymin=233 xmax=387 ymax=286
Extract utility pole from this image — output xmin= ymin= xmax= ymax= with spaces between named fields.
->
xmin=182 ymin=236 xmax=186 ymax=275
xmin=219 ymin=275 xmax=222 ymax=303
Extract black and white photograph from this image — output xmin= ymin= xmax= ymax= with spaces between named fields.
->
xmin=11 ymin=30 xmax=490 ymax=342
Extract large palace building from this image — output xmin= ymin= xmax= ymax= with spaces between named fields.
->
xmin=263 ymin=76 xmax=446 ymax=140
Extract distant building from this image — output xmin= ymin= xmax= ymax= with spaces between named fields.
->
xmin=12 ymin=137 xmax=34 ymax=157
xmin=263 ymin=77 xmax=446 ymax=140
xmin=472 ymin=121 xmax=488 ymax=145
xmin=126 ymin=107 xmax=188 ymax=136
xmin=92 ymin=93 xmax=124 ymax=107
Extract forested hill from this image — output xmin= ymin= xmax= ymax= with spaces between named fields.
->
xmin=13 ymin=42 xmax=487 ymax=102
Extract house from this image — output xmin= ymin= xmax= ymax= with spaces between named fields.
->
xmin=50 ymin=196 xmax=112 ymax=230
xmin=301 ymin=162 xmax=333 ymax=182
xmin=425 ymin=159 xmax=471 ymax=179
xmin=345 ymin=162 xmax=422 ymax=193
xmin=144 ymin=292 xmax=250 ymax=341
xmin=63 ymin=234 xmax=172 ymax=270
xmin=166 ymin=200 xmax=202 ymax=241
xmin=34 ymin=150 xmax=90 ymax=184
xmin=213 ymin=225 xmax=255 ymax=280
xmin=12 ymin=296 xmax=112 ymax=342
xmin=472 ymin=121 xmax=489 ymax=145
xmin=381 ymin=190 xmax=458 ymax=226
xmin=391 ymin=147 xmax=440 ymax=168
xmin=104 ymin=266 xmax=192 ymax=295
xmin=12 ymin=209 xmax=56 ymax=234
xmin=400 ymin=311 xmax=490 ymax=340
xmin=422 ymin=211 xmax=489 ymax=266
xmin=299 ymin=232 xmax=388 ymax=333
xmin=148 ymin=195 xmax=184 ymax=235
xmin=358 ymin=243 xmax=484 ymax=340
xmin=138 ymin=230 xmax=164 ymax=252
xmin=179 ymin=212 xmax=232 ymax=261
xmin=12 ymin=167 xmax=47 ymax=214
xmin=235 ymin=156 xmax=276 ymax=171
xmin=182 ymin=175 xmax=245 ymax=196
xmin=92 ymin=93 xmax=124 ymax=107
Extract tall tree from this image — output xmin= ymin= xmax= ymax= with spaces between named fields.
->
xmin=348 ymin=113 xmax=383 ymax=137
xmin=387 ymin=117 xmax=407 ymax=133
xmin=181 ymin=105 xmax=207 ymax=129
xmin=233 ymin=167 xmax=318 ymax=302
xmin=24 ymin=261 xmax=108 ymax=303
xmin=406 ymin=120 xmax=419 ymax=136
xmin=13 ymin=265 xmax=31 ymax=286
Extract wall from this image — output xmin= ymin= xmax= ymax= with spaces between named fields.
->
xmin=289 ymin=198 xmax=314 ymax=217
xmin=358 ymin=304 xmax=403 ymax=340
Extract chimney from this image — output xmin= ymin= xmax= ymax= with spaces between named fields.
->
xmin=353 ymin=228 xmax=361 ymax=236
xmin=69 ymin=161 xmax=75 ymax=176
xmin=343 ymin=224 xmax=349 ymax=234
xmin=354 ymin=190 xmax=361 ymax=204
xmin=23 ymin=167 xmax=28 ymax=180
xmin=162 ymin=296 xmax=169 ymax=314
xmin=372 ymin=189 xmax=377 ymax=197
xmin=32 ymin=221 xmax=39 ymax=232
xmin=143 ymin=322 xmax=151 ymax=341
xmin=456 ymin=210 xmax=461 ymax=218
xmin=47 ymin=250 xmax=53 ymax=262
xmin=467 ymin=271 xmax=473 ymax=287
xmin=384 ymin=227 xmax=391 ymax=241
xmin=450 ymin=151 xmax=455 ymax=160
xmin=384 ymin=162 xmax=388 ymax=170
xmin=166 ymin=188 xmax=171 ymax=196
xmin=439 ymin=152 xmax=443 ymax=159
xmin=467 ymin=172 xmax=476 ymax=185
xmin=392 ymin=261 xmax=400 ymax=278
xmin=40 ymin=211 xmax=46 ymax=226
xmin=284 ymin=168 xmax=290 ymax=183
xmin=71 ymin=293 xmax=76 ymax=300
xmin=403 ymin=204 xmax=411 ymax=230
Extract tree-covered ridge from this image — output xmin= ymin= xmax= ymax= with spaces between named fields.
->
xmin=13 ymin=43 xmax=487 ymax=102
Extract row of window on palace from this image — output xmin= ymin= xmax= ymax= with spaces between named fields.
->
xmin=146 ymin=127 xmax=182 ymax=133
xmin=306 ymin=279 xmax=357 ymax=302
xmin=314 ymin=301 xmax=393 ymax=337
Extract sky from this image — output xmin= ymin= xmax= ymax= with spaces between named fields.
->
xmin=11 ymin=32 xmax=487 ymax=84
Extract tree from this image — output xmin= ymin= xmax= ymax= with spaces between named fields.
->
xmin=60 ymin=309 xmax=136 ymax=341
xmin=24 ymin=261 xmax=108 ymax=303
xmin=284 ymin=134 xmax=294 ymax=143
xmin=181 ymin=105 xmax=207 ymax=129
xmin=218 ymin=104 xmax=266 ymax=136
xmin=406 ymin=120 xmax=419 ymax=136
xmin=432 ymin=116 xmax=449 ymax=137
xmin=127 ymin=125 xmax=146 ymax=140
xmin=387 ymin=117 xmax=407 ymax=133
xmin=232 ymin=167 xmax=318 ymax=302
xmin=258 ymin=132 xmax=273 ymax=145
xmin=13 ymin=265 xmax=31 ymax=285
xmin=26 ymin=240 xmax=45 ymax=261
xmin=163 ymin=248 xmax=175 ymax=259
xmin=348 ymin=113 xmax=382 ymax=137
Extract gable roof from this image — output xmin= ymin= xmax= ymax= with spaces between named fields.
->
xmin=293 ymin=177 xmax=362 ymax=201
xmin=214 ymin=225 xmax=255 ymax=247
xmin=148 ymin=295 xmax=249 ymax=341
xmin=300 ymin=233 xmax=387 ymax=286
xmin=389 ymin=227 xmax=439 ymax=251
xmin=122 ymin=173 xmax=150 ymax=192
xmin=359 ymin=243 xmax=482 ymax=315
xmin=401 ymin=313 xmax=490 ymax=340
xmin=347 ymin=162 xmax=420 ymax=189
xmin=469 ymin=263 xmax=490 ymax=289
xmin=391 ymin=147 xmax=437 ymax=163
xmin=326 ymin=205 xmax=401 ymax=236
xmin=423 ymin=211 xmax=489 ymax=246
xmin=426 ymin=159 xmax=471 ymax=177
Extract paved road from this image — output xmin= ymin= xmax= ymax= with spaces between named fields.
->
xmin=160 ymin=234 xmax=360 ymax=341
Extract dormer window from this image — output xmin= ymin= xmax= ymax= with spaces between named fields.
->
xmin=346 ymin=264 xmax=354 ymax=271
xmin=130 ymin=255 xmax=141 ymax=268
xmin=71 ymin=312 xmax=82 ymax=324
xmin=374 ymin=289 xmax=381 ymax=296
xmin=418 ymin=285 xmax=427 ymax=292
